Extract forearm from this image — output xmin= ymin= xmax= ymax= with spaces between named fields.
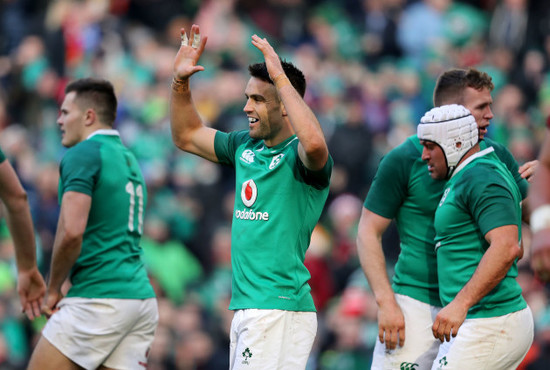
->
xmin=48 ymin=232 xmax=81 ymax=293
xmin=276 ymin=79 xmax=328 ymax=167
xmin=170 ymin=78 xmax=202 ymax=149
xmin=4 ymin=200 xmax=37 ymax=271
xmin=356 ymin=211 xmax=396 ymax=307
xmin=358 ymin=232 xmax=396 ymax=307
xmin=452 ymin=240 xmax=517 ymax=311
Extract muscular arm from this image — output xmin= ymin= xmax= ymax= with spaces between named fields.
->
xmin=357 ymin=208 xmax=405 ymax=349
xmin=43 ymin=191 xmax=91 ymax=316
xmin=0 ymin=160 xmax=45 ymax=320
xmin=170 ymin=24 xmax=218 ymax=162
xmin=251 ymin=35 xmax=328 ymax=171
xmin=432 ymin=225 xmax=520 ymax=342
xmin=528 ymin=129 xmax=550 ymax=280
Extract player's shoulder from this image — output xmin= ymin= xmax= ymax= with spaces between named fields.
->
xmin=382 ymin=135 xmax=421 ymax=163
xmin=62 ymin=139 xmax=102 ymax=166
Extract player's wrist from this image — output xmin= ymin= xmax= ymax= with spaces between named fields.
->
xmin=272 ymin=73 xmax=291 ymax=90
xmin=171 ymin=76 xmax=189 ymax=94
xmin=531 ymin=204 xmax=550 ymax=233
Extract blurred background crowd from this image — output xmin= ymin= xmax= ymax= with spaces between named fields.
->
xmin=0 ymin=0 xmax=550 ymax=368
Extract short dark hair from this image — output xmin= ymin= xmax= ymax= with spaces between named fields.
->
xmin=433 ymin=68 xmax=494 ymax=107
xmin=248 ymin=60 xmax=306 ymax=98
xmin=65 ymin=78 xmax=117 ymax=126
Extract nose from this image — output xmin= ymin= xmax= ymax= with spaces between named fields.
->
xmin=485 ymin=106 xmax=493 ymax=120
xmin=421 ymin=147 xmax=430 ymax=161
xmin=243 ymin=99 xmax=253 ymax=113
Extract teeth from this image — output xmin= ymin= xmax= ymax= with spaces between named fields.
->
xmin=248 ymin=117 xmax=258 ymax=123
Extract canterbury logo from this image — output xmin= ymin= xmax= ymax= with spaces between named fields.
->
xmin=240 ymin=149 xmax=255 ymax=164
xmin=400 ymin=362 xmax=419 ymax=370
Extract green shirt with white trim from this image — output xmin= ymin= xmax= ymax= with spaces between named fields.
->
xmin=214 ymin=131 xmax=332 ymax=311
xmin=59 ymin=130 xmax=155 ymax=299
xmin=434 ymin=147 xmax=526 ymax=318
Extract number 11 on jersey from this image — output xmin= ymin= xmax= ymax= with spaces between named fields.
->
xmin=125 ymin=181 xmax=144 ymax=234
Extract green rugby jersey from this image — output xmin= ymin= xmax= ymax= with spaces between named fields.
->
xmin=482 ymin=138 xmax=528 ymax=199
xmin=59 ymin=130 xmax=155 ymax=299
xmin=365 ymin=135 xmax=445 ymax=305
xmin=214 ymin=131 xmax=332 ymax=311
xmin=434 ymin=147 xmax=526 ymax=318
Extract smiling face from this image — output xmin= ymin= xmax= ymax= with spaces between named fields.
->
xmin=421 ymin=140 xmax=447 ymax=180
xmin=243 ymin=77 xmax=288 ymax=147
xmin=461 ymin=87 xmax=493 ymax=140
xmin=57 ymin=91 xmax=87 ymax=148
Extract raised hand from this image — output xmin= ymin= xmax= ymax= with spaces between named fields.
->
xmin=174 ymin=24 xmax=208 ymax=80
xmin=251 ymin=35 xmax=284 ymax=80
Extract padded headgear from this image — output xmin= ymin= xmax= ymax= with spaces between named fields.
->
xmin=417 ymin=104 xmax=478 ymax=178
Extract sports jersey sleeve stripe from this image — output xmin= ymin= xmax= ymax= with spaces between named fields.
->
xmin=60 ymin=141 xmax=101 ymax=196
xmin=364 ymin=139 xmax=415 ymax=219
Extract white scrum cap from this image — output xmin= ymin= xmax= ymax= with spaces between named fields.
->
xmin=417 ymin=104 xmax=478 ymax=176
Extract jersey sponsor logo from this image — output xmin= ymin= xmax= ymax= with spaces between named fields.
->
xmin=240 ymin=149 xmax=255 ymax=164
xmin=237 ymin=179 xmax=270 ymax=221
xmin=235 ymin=209 xmax=269 ymax=221
xmin=241 ymin=179 xmax=258 ymax=207
xmin=269 ymin=153 xmax=284 ymax=169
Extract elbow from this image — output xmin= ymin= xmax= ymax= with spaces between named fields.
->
xmin=305 ymin=140 xmax=329 ymax=166
xmin=503 ymin=241 xmax=522 ymax=263
xmin=4 ymin=189 xmax=29 ymax=212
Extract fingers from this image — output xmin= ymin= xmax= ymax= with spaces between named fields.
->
xmin=519 ymin=160 xmax=538 ymax=181
xmin=398 ymin=326 xmax=405 ymax=347
xmin=41 ymin=305 xmax=60 ymax=319
xmin=180 ymin=24 xmax=204 ymax=50
xmin=379 ymin=328 xmax=402 ymax=350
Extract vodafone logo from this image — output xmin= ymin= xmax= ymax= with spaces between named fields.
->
xmin=241 ymin=179 xmax=257 ymax=207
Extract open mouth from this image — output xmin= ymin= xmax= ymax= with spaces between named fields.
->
xmin=248 ymin=117 xmax=259 ymax=125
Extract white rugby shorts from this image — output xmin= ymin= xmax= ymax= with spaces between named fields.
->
xmin=431 ymin=306 xmax=534 ymax=369
xmin=229 ymin=309 xmax=317 ymax=370
xmin=371 ymin=293 xmax=442 ymax=370
xmin=42 ymin=297 xmax=158 ymax=369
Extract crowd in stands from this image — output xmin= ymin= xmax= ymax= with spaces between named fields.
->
xmin=0 ymin=0 xmax=550 ymax=368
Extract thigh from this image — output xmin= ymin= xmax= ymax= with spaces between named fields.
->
xmin=102 ymin=298 xmax=159 ymax=369
xmin=371 ymin=294 xmax=441 ymax=370
xmin=230 ymin=309 xmax=316 ymax=370
xmin=41 ymin=297 xmax=156 ymax=369
xmin=28 ymin=335 xmax=83 ymax=370
xmin=432 ymin=308 xmax=534 ymax=370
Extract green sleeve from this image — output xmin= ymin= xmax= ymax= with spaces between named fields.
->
xmin=0 ymin=147 xmax=5 ymax=163
xmin=483 ymin=138 xmax=528 ymax=199
xmin=463 ymin=170 xmax=519 ymax=238
xmin=364 ymin=140 xmax=415 ymax=219
xmin=214 ymin=130 xmax=249 ymax=167
xmin=59 ymin=141 xmax=101 ymax=196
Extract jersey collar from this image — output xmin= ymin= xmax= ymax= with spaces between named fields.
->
xmin=86 ymin=129 xmax=120 ymax=140
xmin=451 ymin=146 xmax=495 ymax=179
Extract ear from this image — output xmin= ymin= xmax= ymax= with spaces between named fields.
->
xmin=84 ymin=108 xmax=96 ymax=127
xmin=279 ymin=100 xmax=288 ymax=117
